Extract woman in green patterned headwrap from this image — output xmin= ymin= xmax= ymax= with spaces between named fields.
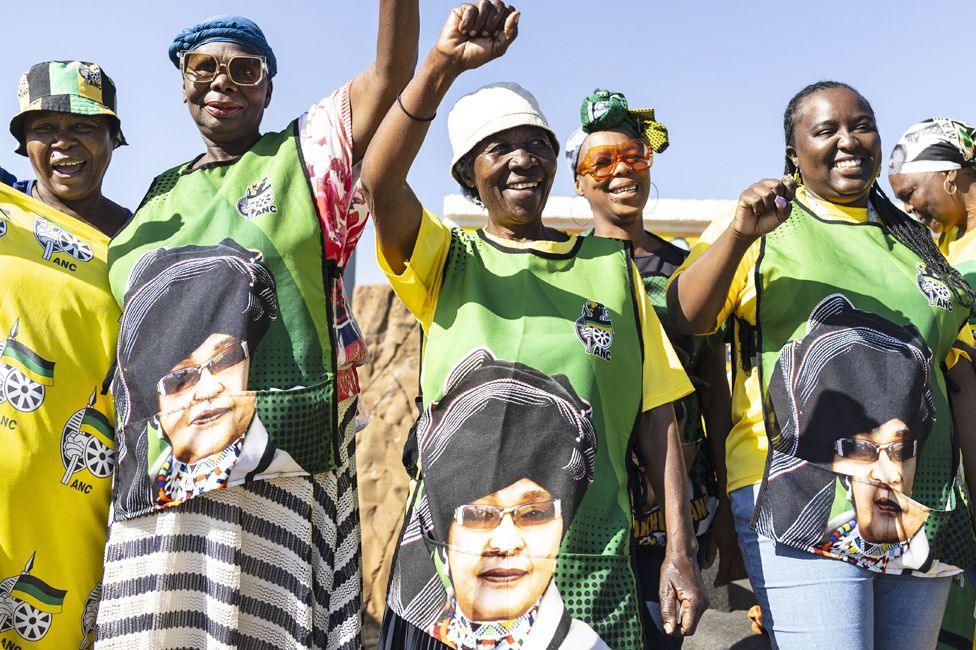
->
xmin=567 ymin=89 xmax=743 ymax=649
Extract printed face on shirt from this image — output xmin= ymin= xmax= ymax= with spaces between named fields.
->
xmin=157 ymin=332 xmax=255 ymax=463
xmin=832 ymin=420 xmax=927 ymax=544
xmin=447 ymin=478 xmax=562 ymax=622
xmin=848 ymin=477 xmax=929 ymax=544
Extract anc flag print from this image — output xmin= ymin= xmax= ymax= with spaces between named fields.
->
xmin=80 ymin=407 xmax=114 ymax=446
xmin=10 ymin=573 xmax=66 ymax=614
xmin=1 ymin=338 xmax=55 ymax=385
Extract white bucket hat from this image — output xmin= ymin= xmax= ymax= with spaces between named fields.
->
xmin=447 ymin=82 xmax=559 ymax=183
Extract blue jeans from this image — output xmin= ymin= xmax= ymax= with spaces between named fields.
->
xmin=731 ymin=484 xmax=952 ymax=649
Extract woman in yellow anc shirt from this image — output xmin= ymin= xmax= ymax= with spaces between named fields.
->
xmin=0 ymin=60 xmax=128 ymax=649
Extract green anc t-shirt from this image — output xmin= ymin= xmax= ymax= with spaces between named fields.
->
xmin=0 ymin=183 xmax=118 ymax=649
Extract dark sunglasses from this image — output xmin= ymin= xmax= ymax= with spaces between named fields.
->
xmin=834 ymin=437 xmax=917 ymax=463
xmin=180 ymin=51 xmax=267 ymax=87
xmin=157 ymin=340 xmax=249 ymax=397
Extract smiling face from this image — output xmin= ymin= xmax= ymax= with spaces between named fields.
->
xmin=575 ymin=129 xmax=651 ymax=227
xmin=788 ymin=87 xmax=882 ymax=207
xmin=157 ymin=332 xmax=255 ymax=463
xmin=447 ymin=478 xmax=562 ymax=622
xmin=460 ymin=125 xmax=557 ymax=230
xmin=832 ymin=418 xmax=926 ymax=544
xmin=889 ymin=171 xmax=966 ymax=233
xmin=22 ymin=111 xmax=114 ymax=203
xmin=181 ymin=42 xmax=271 ymax=146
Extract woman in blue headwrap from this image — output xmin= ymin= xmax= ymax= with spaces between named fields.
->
xmin=94 ymin=6 xmax=419 ymax=649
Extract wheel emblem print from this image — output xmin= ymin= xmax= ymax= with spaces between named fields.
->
xmin=13 ymin=601 xmax=51 ymax=641
xmin=4 ymin=368 xmax=44 ymax=412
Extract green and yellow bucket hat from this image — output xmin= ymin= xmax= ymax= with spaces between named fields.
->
xmin=9 ymin=60 xmax=126 ymax=156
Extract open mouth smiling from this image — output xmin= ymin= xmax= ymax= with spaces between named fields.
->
xmin=51 ymin=157 xmax=87 ymax=177
xmin=833 ymin=157 xmax=868 ymax=172
xmin=608 ymin=181 xmax=639 ymax=197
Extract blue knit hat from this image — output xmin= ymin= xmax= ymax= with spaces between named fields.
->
xmin=168 ymin=15 xmax=277 ymax=77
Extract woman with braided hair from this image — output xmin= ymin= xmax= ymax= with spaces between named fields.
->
xmin=666 ymin=81 xmax=976 ymax=648
xmin=566 ymin=89 xmax=741 ymax=648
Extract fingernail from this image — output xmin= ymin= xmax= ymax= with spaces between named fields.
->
xmin=664 ymin=623 xmax=673 ymax=634
xmin=469 ymin=30 xmax=477 ymax=36
xmin=774 ymin=196 xmax=788 ymax=209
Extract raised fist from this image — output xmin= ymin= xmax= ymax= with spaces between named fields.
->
xmin=732 ymin=176 xmax=796 ymax=241
xmin=434 ymin=1 xmax=520 ymax=73
xmin=63 ymin=430 xmax=86 ymax=462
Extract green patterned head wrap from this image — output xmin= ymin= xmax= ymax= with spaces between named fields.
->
xmin=580 ymin=89 xmax=669 ymax=153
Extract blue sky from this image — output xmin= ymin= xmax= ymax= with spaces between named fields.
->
xmin=2 ymin=1 xmax=974 ymax=285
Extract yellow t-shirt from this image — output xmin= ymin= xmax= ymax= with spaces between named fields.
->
xmin=672 ymin=187 xmax=974 ymax=494
xmin=0 ymin=184 xmax=118 ymax=649
xmin=377 ymin=209 xmax=693 ymax=412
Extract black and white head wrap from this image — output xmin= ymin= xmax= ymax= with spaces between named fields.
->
xmin=889 ymin=118 xmax=976 ymax=175
xmin=418 ymin=348 xmax=598 ymax=541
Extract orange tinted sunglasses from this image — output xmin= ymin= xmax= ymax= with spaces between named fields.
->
xmin=576 ymin=140 xmax=652 ymax=180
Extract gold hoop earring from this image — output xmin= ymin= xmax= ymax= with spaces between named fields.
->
xmin=944 ymin=177 xmax=958 ymax=196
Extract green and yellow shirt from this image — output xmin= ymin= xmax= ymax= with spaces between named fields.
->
xmin=0 ymin=183 xmax=118 ymax=649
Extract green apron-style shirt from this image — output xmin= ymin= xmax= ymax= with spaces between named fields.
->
xmin=750 ymin=199 xmax=976 ymax=575
xmin=387 ymin=228 xmax=647 ymax=649
xmin=108 ymin=124 xmax=340 ymax=521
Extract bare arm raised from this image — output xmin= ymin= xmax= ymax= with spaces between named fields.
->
xmin=348 ymin=0 xmax=420 ymax=163
xmin=667 ymin=177 xmax=795 ymax=334
xmin=361 ymin=1 xmax=520 ymax=275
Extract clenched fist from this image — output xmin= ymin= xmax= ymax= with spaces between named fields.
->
xmin=433 ymin=1 xmax=520 ymax=74
xmin=732 ymin=176 xmax=796 ymax=241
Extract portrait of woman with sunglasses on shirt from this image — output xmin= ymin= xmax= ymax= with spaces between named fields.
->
xmin=112 ymin=240 xmax=288 ymax=510
xmin=392 ymin=348 xmax=608 ymax=649
xmin=764 ymin=294 xmax=934 ymax=564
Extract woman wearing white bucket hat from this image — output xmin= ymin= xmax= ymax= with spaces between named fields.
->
xmin=362 ymin=3 xmax=706 ymax=648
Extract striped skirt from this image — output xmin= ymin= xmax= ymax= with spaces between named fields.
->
xmin=95 ymin=399 xmax=362 ymax=649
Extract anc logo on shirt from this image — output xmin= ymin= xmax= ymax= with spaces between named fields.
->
xmin=915 ymin=263 xmax=953 ymax=311
xmin=79 ymin=582 xmax=100 ymax=649
xmin=575 ymin=300 xmax=614 ymax=361
xmin=33 ymin=216 xmax=94 ymax=270
xmin=0 ymin=320 xmax=54 ymax=413
xmin=60 ymin=388 xmax=115 ymax=490
xmin=236 ymin=177 xmax=278 ymax=219
xmin=0 ymin=552 xmax=66 ymax=643
xmin=0 ymin=206 xmax=9 ymax=237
